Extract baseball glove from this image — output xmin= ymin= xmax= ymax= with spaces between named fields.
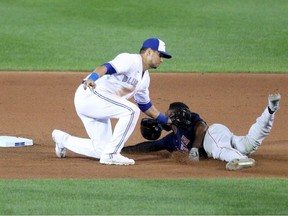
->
xmin=140 ymin=118 xmax=162 ymax=140
xmin=169 ymin=108 xmax=192 ymax=129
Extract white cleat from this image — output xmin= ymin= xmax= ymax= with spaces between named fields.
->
xmin=268 ymin=93 xmax=281 ymax=112
xmin=226 ymin=158 xmax=255 ymax=171
xmin=52 ymin=129 xmax=68 ymax=158
xmin=100 ymin=153 xmax=135 ymax=165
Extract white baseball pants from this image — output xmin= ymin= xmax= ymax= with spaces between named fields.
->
xmin=72 ymin=84 xmax=140 ymax=158
xmin=203 ymin=107 xmax=275 ymax=162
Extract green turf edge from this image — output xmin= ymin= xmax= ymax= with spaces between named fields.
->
xmin=0 ymin=178 xmax=287 ymax=215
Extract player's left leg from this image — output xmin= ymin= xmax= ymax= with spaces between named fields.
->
xmin=52 ymin=129 xmax=103 ymax=159
xmin=231 ymin=93 xmax=281 ymax=155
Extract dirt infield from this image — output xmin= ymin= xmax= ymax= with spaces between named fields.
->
xmin=0 ymin=72 xmax=287 ymax=179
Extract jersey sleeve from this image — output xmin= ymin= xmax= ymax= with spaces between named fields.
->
xmin=108 ymin=53 xmax=133 ymax=74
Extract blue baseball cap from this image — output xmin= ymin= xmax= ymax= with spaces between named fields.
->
xmin=141 ymin=38 xmax=172 ymax=59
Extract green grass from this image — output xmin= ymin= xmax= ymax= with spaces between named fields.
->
xmin=0 ymin=0 xmax=287 ymax=72
xmin=0 ymin=179 xmax=287 ymax=215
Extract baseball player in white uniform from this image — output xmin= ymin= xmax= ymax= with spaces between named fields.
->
xmin=52 ymin=38 xmax=172 ymax=165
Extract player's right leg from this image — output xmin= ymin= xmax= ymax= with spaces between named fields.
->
xmin=98 ymin=97 xmax=140 ymax=165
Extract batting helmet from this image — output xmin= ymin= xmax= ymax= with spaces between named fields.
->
xmin=140 ymin=118 xmax=162 ymax=140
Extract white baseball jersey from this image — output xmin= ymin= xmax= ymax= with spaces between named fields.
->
xmin=85 ymin=53 xmax=151 ymax=103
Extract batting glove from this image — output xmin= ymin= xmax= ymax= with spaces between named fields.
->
xmin=189 ymin=147 xmax=199 ymax=161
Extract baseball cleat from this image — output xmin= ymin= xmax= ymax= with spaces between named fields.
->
xmin=226 ymin=158 xmax=255 ymax=171
xmin=52 ymin=129 xmax=68 ymax=158
xmin=268 ymin=93 xmax=281 ymax=112
xmin=100 ymin=153 xmax=135 ymax=165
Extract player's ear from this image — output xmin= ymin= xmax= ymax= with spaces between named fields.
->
xmin=147 ymin=48 xmax=154 ymax=56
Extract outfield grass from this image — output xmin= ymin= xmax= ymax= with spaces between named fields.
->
xmin=0 ymin=0 xmax=287 ymax=72
xmin=0 ymin=179 xmax=287 ymax=215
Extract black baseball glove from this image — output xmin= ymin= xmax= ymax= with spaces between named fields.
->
xmin=140 ymin=118 xmax=162 ymax=140
xmin=169 ymin=108 xmax=192 ymax=129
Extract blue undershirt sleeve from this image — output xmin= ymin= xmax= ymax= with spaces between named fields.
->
xmin=138 ymin=102 xmax=152 ymax=112
xmin=82 ymin=63 xmax=116 ymax=83
xmin=102 ymin=63 xmax=117 ymax=75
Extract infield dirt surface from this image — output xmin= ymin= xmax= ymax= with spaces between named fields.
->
xmin=0 ymin=72 xmax=287 ymax=179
